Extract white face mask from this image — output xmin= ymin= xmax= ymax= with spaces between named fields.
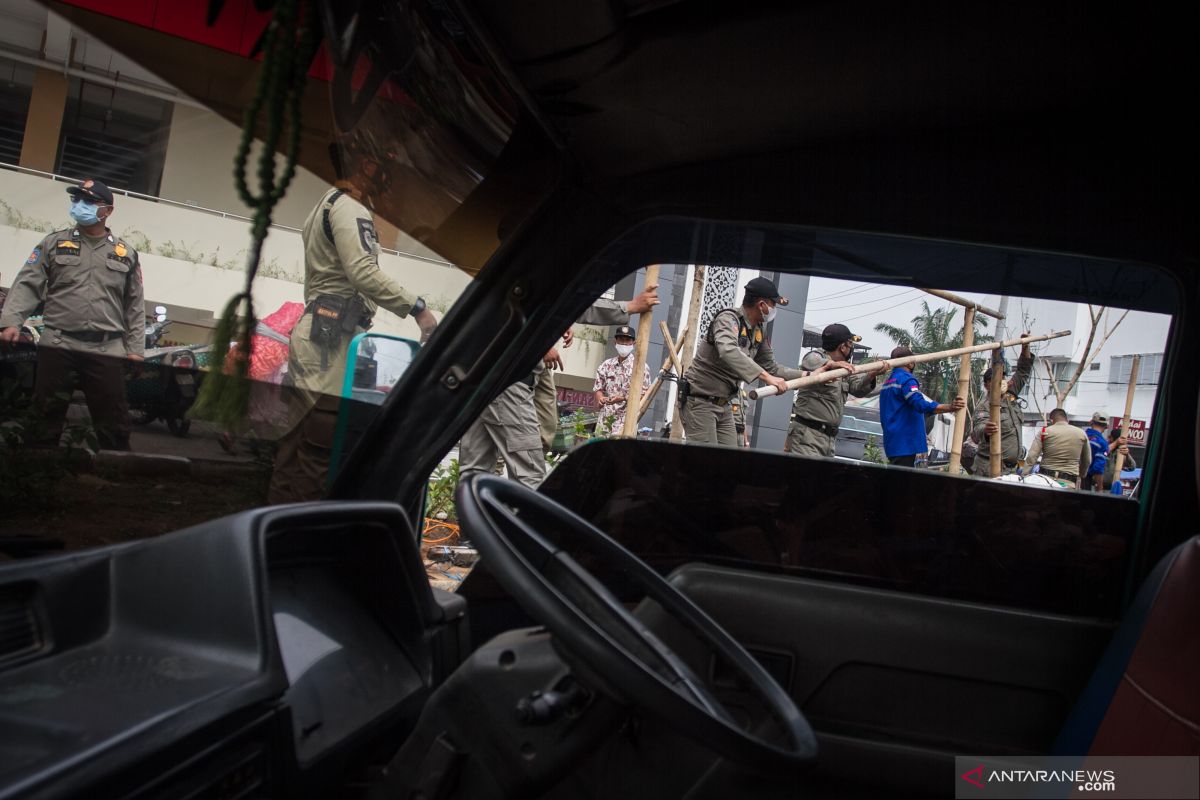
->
xmin=615 ymin=343 xmax=634 ymax=357
xmin=762 ymin=303 xmax=777 ymax=323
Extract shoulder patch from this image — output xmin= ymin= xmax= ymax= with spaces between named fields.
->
xmin=356 ymin=218 xmax=378 ymax=253
xmin=114 ymin=243 xmax=127 ymax=258
xmin=26 ymin=248 xmax=40 ymax=264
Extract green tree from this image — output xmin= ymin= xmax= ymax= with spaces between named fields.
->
xmin=874 ymin=301 xmax=993 ymax=403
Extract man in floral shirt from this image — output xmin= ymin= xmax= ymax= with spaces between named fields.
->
xmin=593 ymin=325 xmax=652 ymax=436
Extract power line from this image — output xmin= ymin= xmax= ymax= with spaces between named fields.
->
xmin=806 ymin=287 xmax=923 ymax=313
xmin=805 ymin=281 xmax=873 ymax=302
xmin=830 ymin=291 xmax=929 ymax=322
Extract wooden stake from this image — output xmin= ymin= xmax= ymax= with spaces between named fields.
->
xmin=621 ymin=264 xmax=660 ymax=437
xmin=636 ymin=325 xmax=689 ymax=421
xmin=988 ymin=350 xmax=1004 ymax=478
xmin=920 ymin=288 xmax=1005 ymax=320
xmin=1111 ymin=354 xmax=1140 ymax=480
xmin=659 ymin=321 xmax=684 ymax=377
xmin=749 ymin=330 xmax=1070 ymax=399
xmin=670 ymin=265 xmax=706 ymax=441
xmin=948 ymin=306 xmax=976 ymax=474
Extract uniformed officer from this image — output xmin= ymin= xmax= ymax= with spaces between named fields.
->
xmin=0 ymin=179 xmax=143 ymax=450
xmin=463 ymin=286 xmax=661 ymax=486
xmin=533 ymin=286 xmax=660 ymax=451
xmin=268 ymin=135 xmax=438 ymax=503
xmin=680 ymin=277 xmax=817 ymax=445
xmin=1024 ymin=407 xmax=1091 ymax=487
xmin=787 ymin=323 xmax=873 ymax=458
xmin=971 ymin=334 xmax=1033 ymax=473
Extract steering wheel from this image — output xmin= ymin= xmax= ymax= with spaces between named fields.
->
xmin=455 ymin=474 xmax=817 ymax=770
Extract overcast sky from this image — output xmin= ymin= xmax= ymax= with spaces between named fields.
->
xmin=800 ymin=276 xmax=1005 ymax=351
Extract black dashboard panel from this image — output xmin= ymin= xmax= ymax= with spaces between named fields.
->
xmin=0 ymin=502 xmax=439 ymax=800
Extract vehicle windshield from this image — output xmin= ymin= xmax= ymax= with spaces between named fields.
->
xmin=0 ymin=1 xmax=1177 ymax=622
xmin=0 ymin=0 xmax=554 ymax=554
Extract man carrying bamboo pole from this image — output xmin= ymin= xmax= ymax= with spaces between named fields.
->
xmin=970 ymin=334 xmax=1034 ymax=474
xmin=787 ymin=323 xmax=875 ymax=458
xmin=879 ymin=346 xmax=965 ymax=466
xmin=679 ymin=277 xmax=817 ymax=445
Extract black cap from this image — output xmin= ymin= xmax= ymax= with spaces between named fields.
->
xmin=67 ymin=179 xmax=114 ymax=205
xmin=614 ymin=325 xmax=636 ymax=340
xmin=821 ymin=323 xmax=862 ymax=349
xmin=744 ymin=277 xmax=789 ymax=306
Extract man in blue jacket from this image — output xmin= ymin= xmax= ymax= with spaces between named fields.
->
xmin=879 ymin=347 xmax=965 ymax=466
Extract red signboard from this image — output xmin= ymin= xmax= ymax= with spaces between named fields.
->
xmin=556 ymin=388 xmax=597 ymax=412
xmin=1110 ymin=417 xmax=1148 ymax=445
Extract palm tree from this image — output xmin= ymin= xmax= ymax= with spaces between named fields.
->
xmin=874 ymin=301 xmax=993 ymax=403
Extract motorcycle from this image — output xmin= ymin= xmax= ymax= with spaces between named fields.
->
xmin=127 ymin=306 xmax=207 ymax=437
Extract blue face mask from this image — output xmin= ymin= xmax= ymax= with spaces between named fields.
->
xmin=69 ymin=199 xmax=101 ymax=226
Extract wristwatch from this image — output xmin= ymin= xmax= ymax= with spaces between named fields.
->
xmin=411 ymin=296 xmax=427 ymax=315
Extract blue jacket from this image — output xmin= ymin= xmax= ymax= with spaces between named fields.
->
xmin=879 ymin=367 xmax=941 ymax=457
xmin=1086 ymin=427 xmax=1108 ymax=476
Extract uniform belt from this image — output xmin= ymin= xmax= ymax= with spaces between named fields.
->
xmin=1041 ymin=468 xmax=1078 ymax=480
xmin=692 ymin=393 xmax=730 ymax=406
xmin=791 ymin=415 xmax=839 ymax=437
xmin=303 ymin=299 xmax=373 ymax=330
xmin=59 ymin=329 xmax=123 ymax=343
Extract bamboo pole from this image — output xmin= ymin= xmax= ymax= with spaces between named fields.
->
xmin=947 ymin=306 xmax=976 ymax=473
xmin=659 ymin=321 xmax=684 ymax=377
xmin=749 ymin=330 xmax=1071 ymax=399
xmin=621 ymin=265 xmax=660 ymax=436
xmin=1111 ymin=354 xmax=1140 ymax=480
xmin=670 ymin=265 xmax=706 ymax=441
xmin=635 ymin=326 xmax=689 ymax=421
xmin=920 ymin=288 xmax=1005 ymax=319
xmin=988 ymin=351 xmax=1004 ymax=477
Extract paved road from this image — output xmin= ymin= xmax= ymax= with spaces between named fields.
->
xmin=65 ymin=403 xmax=259 ymax=464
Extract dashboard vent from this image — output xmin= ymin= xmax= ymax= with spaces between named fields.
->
xmin=0 ymin=583 xmax=42 ymax=667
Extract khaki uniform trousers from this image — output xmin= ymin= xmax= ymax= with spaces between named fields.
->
xmin=534 ymin=367 xmax=557 ymax=451
xmin=268 ymin=313 xmax=358 ymax=503
xmin=680 ymin=398 xmax=737 ymax=446
xmin=786 ymin=421 xmax=836 ymax=458
xmin=460 ymin=381 xmax=546 ymax=489
xmin=35 ymin=329 xmax=131 ymax=450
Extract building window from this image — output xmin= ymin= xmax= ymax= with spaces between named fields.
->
xmin=55 ymin=77 xmax=172 ymax=196
xmin=1109 ymin=353 xmax=1162 ymax=387
xmin=1089 ymin=362 xmax=1101 ymax=371
xmin=0 ymin=56 xmax=37 ymax=165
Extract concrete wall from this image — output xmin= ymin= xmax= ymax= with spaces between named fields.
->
xmin=0 ymin=167 xmax=608 ymax=384
xmin=157 ymin=104 xmax=331 ymax=232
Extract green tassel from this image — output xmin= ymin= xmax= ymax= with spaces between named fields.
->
xmin=190 ymin=293 xmax=255 ymax=428
xmin=188 ymin=0 xmax=318 ymax=429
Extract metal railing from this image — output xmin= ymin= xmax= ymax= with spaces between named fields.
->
xmin=0 ymin=161 xmax=457 ymax=268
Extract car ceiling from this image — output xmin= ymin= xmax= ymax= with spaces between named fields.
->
xmin=467 ymin=0 xmax=1194 ymax=268
xmin=472 ymin=1 xmax=1164 ymax=178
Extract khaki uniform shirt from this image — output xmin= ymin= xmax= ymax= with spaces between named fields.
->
xmin=302 ymin=188 xmax=416 ymax=317
xmin=684 ymin=309 xmax=802 ymax=399
xmin=1026 ymin=421 xmax=1091 ymax=477
xmin=0 ymin=228 xmax=144 ymax=355
xmin=971 ymin=353 xmax=1034 ymax=463
xmin=578 ymin=299 xmax=630 ymax=327
xmin=791 ymin=350 xmax=876 ymax=427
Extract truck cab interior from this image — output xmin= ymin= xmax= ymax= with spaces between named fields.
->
xmin=0 ymin=1 xmax=1195 ymax=798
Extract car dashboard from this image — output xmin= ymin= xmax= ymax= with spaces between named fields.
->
xmin=0 ymin=503 xmax=465 ymax=800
